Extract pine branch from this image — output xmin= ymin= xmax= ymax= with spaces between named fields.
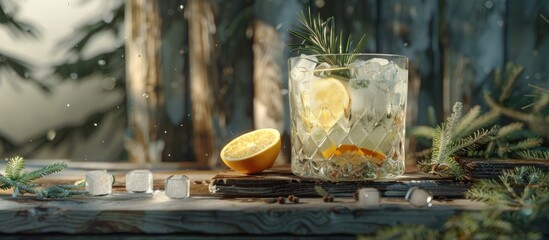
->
xmin=18 ymin=162 xmax=67 ymax=183
xmin=4 ymin=156 xmax=25 ymax=180
xmin=289 ymin=8 xmax=366 ymax=67
xmin=1 ymin=157 xmax=84 ymax=198
xmin=466 ymin=166 xmax=549 ymax=210
xmin=516 ymin=150 xmax=549 ymax=160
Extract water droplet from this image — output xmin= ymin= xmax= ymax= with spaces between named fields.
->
xmin=101 ymin=140 xmax=105 ymax=144
xmin=484 ymin=1 xmax=494 ymax=9
xmin=168 ymin=153 xmax=171 ymax=157
xmin=497 ymin=20 xmax=504 ymax=27
xmin=205 ymin=153 xmax=209 ymax=157
xmin=98 ymin=59 xmax=106 ymax=66
xmin=180 ymin=124 xmax=184 ymax=127
xmin=280 ymin=89 xmax=289 ymax=95
xmin=70 ymin=73 xmax=78 ymax=79
xmin=403 ymin=42 xmax=409 ymax=47
xmin=66 ymin=103 xmax=70 ymax=107
xmin=93 ymin=123 xmax=98 ymax=127
xmin=143 ymin=93 xmax=149 ymax=98
xmin=275 ymin=24 xmax=282 ymax=30
xmin=47 ymin=130 xmax=56 ymax=141
xmin=24 ymin=72 xmax=30 ymax=78
xmin=164 ymin=130 xmax=167 ymax=134
xmin=179 ymin=5 xmax=184 ymax=10
xmin=179 ymin=49 xmax=184 ymax=55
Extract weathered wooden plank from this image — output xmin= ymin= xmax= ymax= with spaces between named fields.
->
xmin=458 ymin=158 xmax=549 ymax=179
xmin=209 ymin=167 xmax=470 ymax=198
xmin=0 ymin=193 xmax=484 ymax=235
xmin=442 ymin=0 xmax=506 ymax=112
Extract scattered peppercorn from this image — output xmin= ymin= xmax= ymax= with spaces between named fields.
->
xmin=292 ymin=196 xmax=300 ymax=204
xmin=322 ymin=194 xmax=334 ymax=202
xmin=277 ymin=196 xmax=286 ymax=204
xmin=353 ymin=191 xmax=359 ymax=201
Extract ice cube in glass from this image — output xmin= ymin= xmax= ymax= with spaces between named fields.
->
xmin=405 ymin=186 xmax=433 ymax=207
xmin=357 ymin=188 xmax=380 ymax=207
xmin=165 ymin=175 xmax=190 ymax=199
xmin=85 ymin=170 xmax=113 ymax=196
xmin=125 ymin=169 xmax=153 ymax=193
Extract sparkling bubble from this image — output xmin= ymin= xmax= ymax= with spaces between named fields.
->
xmin=98 ymin=59 xmax=106 ymax=66
xmin=47 ymin=130 xmax=56 ymax=141
xmin=93 ymin=123 xmax=98 ymax=127
xmin=102 ymin=77 xmax=116 ymax=91
xmin=66 ymin=103 xmax=70 ymax=107
xmin=497 ymin=20 xmax=504 ymax=27
xmin=179 ymin=5 xmax=184 ymax=10
xmin=164 ymin=130 xmax=167 ymax=134
xmin=143 ymin=93 xmax=149 ymax=98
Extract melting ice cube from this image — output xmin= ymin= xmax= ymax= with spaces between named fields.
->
xmin=290 ymin=55 xmax=318 ymax=81
xmin=357 ymin=188 xmax=381 ymax=207
xmin=125 ymin=169 xmax=153 ymax=193
xmin=85 ymin=170 xmax=113 ymax=196
xmin=405 ymin=186 xmax=433 ymax=207
xmin=165 ymin=175 xmax=190 ymax=199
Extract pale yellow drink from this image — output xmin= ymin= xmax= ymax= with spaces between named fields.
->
xmin=289 ymin=54 xmax=408 ymax=180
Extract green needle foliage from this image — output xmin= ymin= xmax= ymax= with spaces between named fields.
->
xmin=289 ymin=8 xmax=366 ymax=67
xmin=0 ymin=156 xmax=87 ymax=198
xmin=418 ymin=102 xmax=498 ymax=179
xmin=361 ymin=167 xmax=549 ymax=240
xmin=415 ymin=101 xmax=548 ymax=179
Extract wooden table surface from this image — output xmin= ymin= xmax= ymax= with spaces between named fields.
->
xmin=0 ymin=161 xmax=545 ymax=238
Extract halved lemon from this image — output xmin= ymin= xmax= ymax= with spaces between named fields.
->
xmin=309 ymin=77 xmax=350 ymax=130
xmin=220 ymin=128 xmax=281 ymax=174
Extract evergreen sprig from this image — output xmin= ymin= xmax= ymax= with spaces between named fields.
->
xmin=362 ymin=167 xmax=549 ymax=239
xmin=419 ymin=102 xmax=497 ymax=179
xmin=516 ymin=150 xmax=549 ymax=160
xmin=289 ymin=8 xmax=366 ymax=67
xmin=466 ymin=166 xmax=549 ymax=211
xmin=0 ymin=156 xmax=87 ymax=198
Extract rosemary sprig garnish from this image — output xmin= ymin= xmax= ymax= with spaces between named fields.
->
xmin=289 ymin=8 xmax=366 ymax=67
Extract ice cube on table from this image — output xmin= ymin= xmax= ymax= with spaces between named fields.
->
xmin=125 ymin=169 xmax=153 ymax=193
xmin=165 ymin=175 xmax=190 ymax=199
xmin=85 ymin=170 xmax=113 ymax=196
xmin=405 ymin=186 xmax=433 ymax=207
xmin=357 ymin=188 xmax=381 ymax=207
xmin=290 ymin=55 xmax=317 ymax=81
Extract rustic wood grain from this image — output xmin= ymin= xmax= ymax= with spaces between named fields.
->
xmin=458 ymin=158 xmax=549 ymax=179
xmin=209 ymin=167 xmax=470 ymax=198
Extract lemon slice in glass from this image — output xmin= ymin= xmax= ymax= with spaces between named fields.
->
xmin=309 ymin=77 xmax=350 ymax=131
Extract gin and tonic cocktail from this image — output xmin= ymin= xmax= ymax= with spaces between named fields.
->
xmin=289 ymin=54 xmax=408 ymax=180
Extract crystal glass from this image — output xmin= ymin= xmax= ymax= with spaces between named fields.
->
xmin=288 ymin=54 xmax=408 ymax=180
